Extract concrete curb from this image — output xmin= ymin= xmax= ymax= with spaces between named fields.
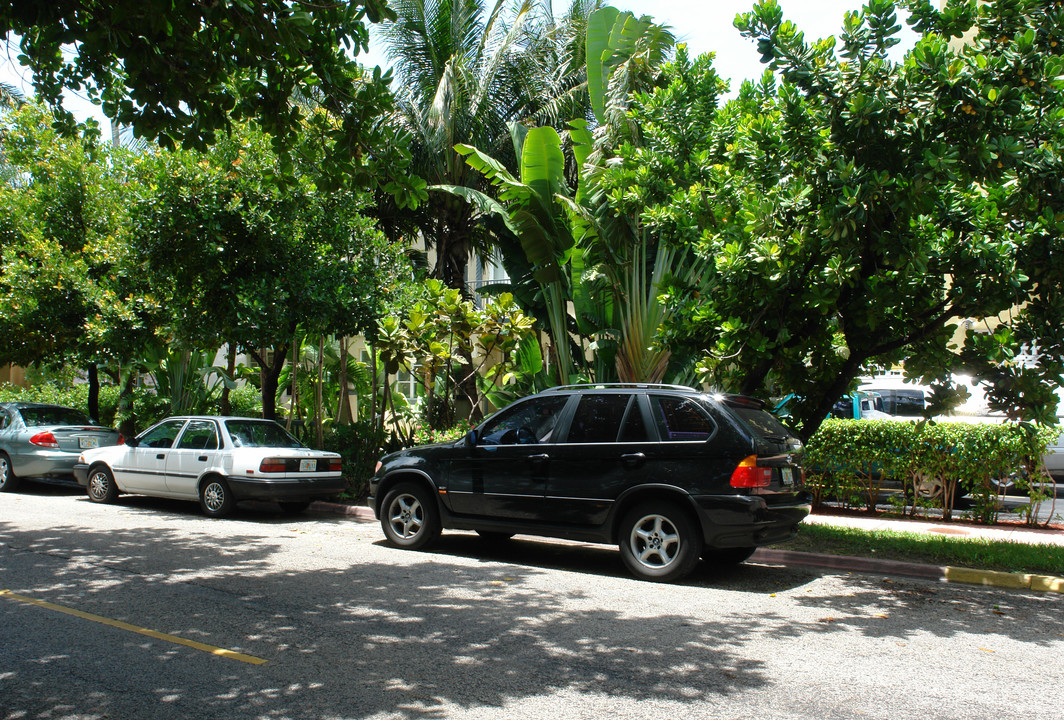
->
xmin=309 ymin=500 xmax=375 ymax=521
xmin=753 ymin=549 xmax=1064 ymax=594
xmin=310 ymin=501 xmax=1064 ymax=594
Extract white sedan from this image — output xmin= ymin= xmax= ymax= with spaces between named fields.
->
xmin=73 ymin=416 xmax=345 ymax=517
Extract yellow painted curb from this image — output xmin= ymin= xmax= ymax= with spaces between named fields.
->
xmin=1030 ymin=575 xmax=1064 ymax=593
xmin=942 ymin=567 xmax=1064 ymax=594
xmin=944 ymin=567 xmax=1030 ymax=589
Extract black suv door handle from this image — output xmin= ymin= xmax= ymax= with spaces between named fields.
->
xmin=528 ymin=454 xmax=550 ymax=465
xmin=621 ymin=452 xmax=646 ymax=468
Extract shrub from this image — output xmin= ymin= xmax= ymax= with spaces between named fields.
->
xmin=411 ymin=419 xmax=474 ymax=446
xmin=804 ymin=419 xmax=1058 ymax=523
xmin=221 ymin=384 xmax=264 ymax=418
xmin=322 ymin=420 xmax=388 ymax=503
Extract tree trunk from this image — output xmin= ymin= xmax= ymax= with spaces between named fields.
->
xmin=117 ymin=368 xmax=137 ymax=438
xmin=255 ymin=342 xmax=289 ymax=421
xmin=287 ymin=333 xmax=300 ymax=432
xmin=336 ymin=336 xmax=353 ymax=425
xmin=796 ymin=353 xmax=866 ymax=442
xmin=369 ymin=344 xmax=379 ymax=434
xmin=220 ymin=345 xmax=236 ymax=416
xmin=86 ymin=363 xmax=100 ymax=424
xmin=315 ymin=334 xmax=325 ymax=449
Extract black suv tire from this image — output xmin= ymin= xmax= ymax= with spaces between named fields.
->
xmin=618 ymin=501 xmax=702 ymax=582
xmin=381 ymin=481 xmax=442 ymax=550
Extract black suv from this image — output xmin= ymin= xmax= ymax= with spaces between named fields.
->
xmin=369 ymin=384 xmax=811 ymax=582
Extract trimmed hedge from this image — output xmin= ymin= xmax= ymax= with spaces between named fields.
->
xmin=803 ymin=419 xmax=1059 ymax=523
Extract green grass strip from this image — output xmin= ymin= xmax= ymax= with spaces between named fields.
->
xmin=774 ymin=524 xmax=1064 ymax=576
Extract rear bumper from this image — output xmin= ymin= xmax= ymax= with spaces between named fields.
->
xmin=226 ymin=475 xmax=346 ymax=502
xmin=694 ymin=491 xmax=813 ymax=549
xmin=12 ymin=450 xmax=81 ymax=481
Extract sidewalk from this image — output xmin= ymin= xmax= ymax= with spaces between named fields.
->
xmin=805 ymin=512 xmax=1064 ymax=547
xmin=308 ymin=501 xmax=1064 ymax=594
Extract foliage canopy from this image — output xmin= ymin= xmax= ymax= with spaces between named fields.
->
xmin=605 ymin=0 xmax=1064 ymax=437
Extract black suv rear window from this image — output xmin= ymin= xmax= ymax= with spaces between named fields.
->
xmin=730 ymin=405 xmax=795 ymax=442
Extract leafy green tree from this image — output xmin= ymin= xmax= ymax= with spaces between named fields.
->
xmin=129 ymin=122 xmax=409 ymax=421
xmin=372 ymin=278 xmax=535 ymax=441
xmin=0 ymin=102 xmax=163 ymax=424
xmin=608 ymin=0 xmax=1064 ymax=438
xmin=0 ymin=2 xmax=416 ymax=188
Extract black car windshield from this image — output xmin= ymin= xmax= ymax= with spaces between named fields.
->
xmin=224 ymin=420 xmax=304 ymax=449
xmin=18 ymin=407 xmax=93 ymax=427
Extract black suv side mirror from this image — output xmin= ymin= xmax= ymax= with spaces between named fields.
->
xmin=464 ymin=429 xmax=478 ymax=449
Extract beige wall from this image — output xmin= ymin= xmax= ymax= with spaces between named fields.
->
xmin=0 ymin=364 xmax=27 ymax=387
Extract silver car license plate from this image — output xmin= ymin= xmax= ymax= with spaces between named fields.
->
xmin=782 ymin=468 xmax=794 ymax=486
xmin=79 ymin=437 xmax=99 ymax=449
xmin=299 ymin=459 xmax=316 ymax=472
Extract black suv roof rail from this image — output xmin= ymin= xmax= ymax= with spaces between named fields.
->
xmin=544 ymin=383 xmax=699 ymax=392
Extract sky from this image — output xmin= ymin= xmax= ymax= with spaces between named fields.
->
xmin=0 ymin=1 xmax=919 ymax=133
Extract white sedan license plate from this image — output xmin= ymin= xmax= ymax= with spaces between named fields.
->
xmin=299 ymin=459 xmax=316 ymax=472
xmin=79 ymin=437 xmax=99 ymax=449
xmin=782 ymin=468 xmax=794 ymax=486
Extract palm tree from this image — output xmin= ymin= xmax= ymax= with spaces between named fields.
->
xmin=376 ymin=0 xmax=601 ymax=292
xmin=0 ymin=82 xmax=23 ymax=110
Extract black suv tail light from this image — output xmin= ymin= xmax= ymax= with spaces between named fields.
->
xmin=730 ymin=455 xmax=772 ymax=488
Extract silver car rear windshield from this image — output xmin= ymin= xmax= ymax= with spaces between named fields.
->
xmin=19 ymin=407 xmax=93 ymax=427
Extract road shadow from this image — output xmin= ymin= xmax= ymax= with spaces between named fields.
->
xmin=2 ymin=510 xmax=1062 ymax=720
xmin=402 ymin=531 xmax=818 ymax=593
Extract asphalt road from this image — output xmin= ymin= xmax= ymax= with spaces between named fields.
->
xmin=2 ymin=485 xmax=1063 ymax=720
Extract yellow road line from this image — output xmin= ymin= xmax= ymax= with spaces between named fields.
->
xmin=0 ymin=589 xmax=267 ymax=665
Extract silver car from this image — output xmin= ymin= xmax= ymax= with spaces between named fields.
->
xmin=0 ymin=402 xmax=122 ymax=492
xmin=1044 ymin=426 xmax=1064 ymax=480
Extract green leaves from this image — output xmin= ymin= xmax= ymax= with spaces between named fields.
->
xmin=805 ymin=418 xmax=1059 ymax=521
xmin=585 ymin=5 xmax=621 ymax=124
xmin=1 ymin=2 xmax=414 ymax=200
xmin=609 ymin=0 xmax=1064 ymax=439
xmin=585 ymin=5 xmax=676 ymax=133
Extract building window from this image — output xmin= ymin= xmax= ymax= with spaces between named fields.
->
xmin=362 ymin=349 xmax=420 ymax=401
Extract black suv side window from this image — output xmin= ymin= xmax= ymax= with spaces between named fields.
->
xmin=566 ymin=394 xmax=644 ymax=443
xmin=479 ymin=395 xmax=568 ymax=445
xmin=651 ymin=395 xmax=716 ymax=441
